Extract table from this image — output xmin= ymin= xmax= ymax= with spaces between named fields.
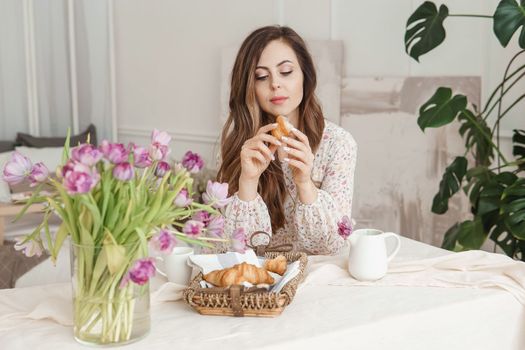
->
xmin=1 ymin=237 xmax=524 ymax=349
xmin=0 ymin=203 xmax=45 ymax=245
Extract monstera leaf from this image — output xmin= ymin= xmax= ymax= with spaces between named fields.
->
xmin=464 ymin=166 xmax=495 ymax=209
xmin=513 ymin=129 xmax=525 ymax=171
xmin=502 ymin=178 xmax=525 ymax=239
xmin=442 ymin=217 xmax=487 ymax=251
xmin=418 ymin=87 xmax=467 ymax=131
xmin=475 ymin=172 xmax=515 ymax=217
xmin=458 ymin=109 xmax=494 ymax=166
xmin=493 ymin=0 xmax=525 ymax=48
xmin=405 ymin=1 xmax=449 ymax=61
xmin=432 ymin=156 xmax=468 ymax=214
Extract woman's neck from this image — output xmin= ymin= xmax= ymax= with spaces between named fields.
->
xmin=287 ymin=109 xmax=299 ymax=128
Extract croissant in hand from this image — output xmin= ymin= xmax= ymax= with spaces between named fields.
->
xmin=203 ymin=262 xmax=275 ymax=288
xmin=271 ymin=115 xmax=293 ymax=140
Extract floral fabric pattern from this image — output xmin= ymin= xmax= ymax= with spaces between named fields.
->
xmin=219 ymin=121 xmax=357 ymax=255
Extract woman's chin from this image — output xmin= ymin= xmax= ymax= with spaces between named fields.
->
xmin=265 ymin=107 xmax=292 ymax=118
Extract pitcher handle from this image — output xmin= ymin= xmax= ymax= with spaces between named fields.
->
xmin=383 ymin=232 xmax=401 ymax=262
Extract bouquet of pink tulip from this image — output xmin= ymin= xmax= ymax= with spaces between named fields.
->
xmin=2 ymin=130 xmax=239 ymax=345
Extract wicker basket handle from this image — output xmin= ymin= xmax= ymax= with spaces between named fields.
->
xmin=248 ymin=230 xmax=293 ymax=256
xmin=229 ymin=285 xmax=243 ymax=317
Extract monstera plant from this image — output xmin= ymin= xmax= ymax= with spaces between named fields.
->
xmin=404 ymin=1 xmax=525 ymax=260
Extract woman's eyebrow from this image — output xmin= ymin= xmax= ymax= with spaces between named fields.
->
xmin=256 ymin=60 xmax=294 ymax=70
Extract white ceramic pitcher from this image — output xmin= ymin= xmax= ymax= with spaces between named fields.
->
xmin=348 ymin=229 xmax=401 ymax=281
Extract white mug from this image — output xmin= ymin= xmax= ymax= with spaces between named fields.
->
xmin=348 ymin=229 xmax=401 ymax=281
xmin=155 ymin=247 xmax=194 ymax=285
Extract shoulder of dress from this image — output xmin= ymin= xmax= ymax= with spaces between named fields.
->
xmin=322 ymin=120 xmax=357 ymax=151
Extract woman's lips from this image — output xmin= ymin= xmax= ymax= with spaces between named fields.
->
xmin=270 ymin=96 xmax=288 ymax=105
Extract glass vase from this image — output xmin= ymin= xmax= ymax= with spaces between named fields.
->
xmin=70 ymin=241 xmax=151 ymax=346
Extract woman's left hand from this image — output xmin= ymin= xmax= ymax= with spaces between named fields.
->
xmin=282 ymin=128 xmax=314 ymax=187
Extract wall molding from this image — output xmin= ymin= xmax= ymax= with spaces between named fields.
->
xmin=118 ymin=127 xmax=219 ymax=145
xmin=499 ymin=130 xmax=514 ymax=139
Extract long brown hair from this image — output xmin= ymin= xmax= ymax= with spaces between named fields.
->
xmin=217 ymin=25 xmax=325 ymax=232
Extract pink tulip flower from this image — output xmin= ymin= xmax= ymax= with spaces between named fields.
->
xmin=2 ymin=151 xmax=32 ymax=185
xmin=181 ymin=151 xmax=204 ymax=173
xmin=149 ymin=229 xmax=177 ymax=254
xmin=113 ymin=162 xmax=134 ymax=181
xmin=29 ymin=162 xmax=49 ymax=186
xmin=202 ymin=181 xmax=232 ymax=208
xmin=231 ymin=227 xmax=247 ymax=253
xmin=71 ymin=144 xmax=103 ymax=166
xmin=182 ymin=220 xmax=204 ymax=236
xmin=337 ymin=215 xmax=353 ymax=239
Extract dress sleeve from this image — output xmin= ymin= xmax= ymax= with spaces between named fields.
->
xmin=293 ymin=133 xmax=357 ymax=255
xmin=211 ymin=193 xmax=272 ymax=252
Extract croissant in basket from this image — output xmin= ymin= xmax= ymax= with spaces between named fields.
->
xmin=264 ymin=255 xmax=287 ymax=275
xmin=271 ymin=115 xmax=293 ymax=140
xmin=203 ymin=262 xmax=275 ymax=288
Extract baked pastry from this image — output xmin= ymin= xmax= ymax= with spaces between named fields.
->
xmin=271 ymin=115 xmax=293 ymax=140
xmin=264 ymin=255 xmax=287 ymax=275
xmin=203 ymin=262 xmax=275 ymax=287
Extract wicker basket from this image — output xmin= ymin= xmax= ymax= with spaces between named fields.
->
xmin=183 ymin=249 xmax=308 ymax=317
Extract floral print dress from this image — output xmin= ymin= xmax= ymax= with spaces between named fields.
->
xmin=218 ymin=120 xmax=357 ymax=255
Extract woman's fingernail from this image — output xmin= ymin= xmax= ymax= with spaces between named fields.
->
xmin=282 ymin=136 xmax=288 ymax=141
xmin=283 ymin=146 xmax=290 ymax=152
xmin=283 ymin=157 xmax=290 ymax=162
xmin=271 ymin=154 xmax=275 ymax=161
xmin=276 ymin=140 xmax=282 ymax=146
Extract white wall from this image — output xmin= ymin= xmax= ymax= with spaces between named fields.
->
xmin=116 ymin=0 xmax=522 ymax=162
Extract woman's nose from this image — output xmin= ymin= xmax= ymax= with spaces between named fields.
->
xmin=270 ymin=77 xmax=281 ymax=90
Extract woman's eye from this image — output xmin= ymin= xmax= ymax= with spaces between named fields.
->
xmin=281 ymin=71 xmax=293 ymax=76
xmin=255 ymin=75 xmax=269 ymax=81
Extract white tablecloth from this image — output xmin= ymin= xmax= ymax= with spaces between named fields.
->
xmin=1 ymin=237 xmax=524 ymax=349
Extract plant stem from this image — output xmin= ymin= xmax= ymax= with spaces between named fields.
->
xmin=489 ymin=159 xmax=525 ymax=171
xmin=495 ymin=52 xmax=525 ymax=171
xmin=483 ymin=66 xmax=525 ymax=119
xmin=493 ymin=93 xmax=525 ymax=131
xmin=482 ymin=49 xmax=525 ymax=116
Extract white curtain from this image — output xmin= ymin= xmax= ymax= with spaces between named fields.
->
xmin=0 ymin=0 xmax=115 ymax=142
xmin=75 ymin=0 xmax=114 ymax=141
xmin=0 ymin=0 xmax=29 ymax=140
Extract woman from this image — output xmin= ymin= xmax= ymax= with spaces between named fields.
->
xmin=217 ymin=25 xmax=357 ymax=255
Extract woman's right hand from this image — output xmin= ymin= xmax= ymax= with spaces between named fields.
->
xmin=239 ymin=123 xmax=281 ymax=182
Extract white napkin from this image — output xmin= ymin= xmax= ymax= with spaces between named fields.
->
xmin=0 ymin=283 xmax=73 ymax=328
xmin=188 ymin=249 xmax=300 ymax=293
xmin=304 ymin=250 xmax=525 ymax=305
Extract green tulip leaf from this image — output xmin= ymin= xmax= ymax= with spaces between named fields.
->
xmin=512 ymin=129 xmax=525 ymax=171
xmin=103 ymin=232 xmax=127 ymax=275
xmin=418 ymin=87 xmax=467 ymax=131
xmin=493 ymin=0 xmax=525 ymax=49
xmin=405 ymin=1 xmax=449 ymax=61
xmin=458 ymin=109 xmax=494 ymax=166
xmin=432 ymin=156 xmax=468 ymax=214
